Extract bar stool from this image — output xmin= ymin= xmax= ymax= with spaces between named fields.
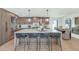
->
xmin=16 ymin=33 xmax=28 ymax=51
xmin=56 ymin=33 xmax=62 ymax=50
xmin=28 ymin=33 xmax=39 ymax=51
xmin=39 ymin=33 xmax=50 ymax=51
xmin=22 ymin=33 xmax=28 ymax=51
xmin=50 ymin=33 xmax=62 ymax=50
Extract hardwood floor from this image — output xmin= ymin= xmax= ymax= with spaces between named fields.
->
xmin=62 ymin=37 xmax=79 ymax=51
xmin=0 ymin=37 xmax=79 ymax=51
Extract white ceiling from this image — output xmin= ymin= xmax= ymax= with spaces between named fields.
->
xmin=4 ymin=8 xmax=79 ymax=17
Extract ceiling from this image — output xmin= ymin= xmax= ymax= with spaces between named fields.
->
xmin=4 ymin=8 xmax=79 ymax=17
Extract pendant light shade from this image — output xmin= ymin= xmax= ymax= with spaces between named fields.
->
xmin=28 ymin=18 xmax=31 ymax=22
xmin=46 ymin=18 xmax=49 ymax=21
xmin=46 ymin=9 xmax=48 ymax=17
xmin=46 ymin=9 xmax=49 ymax=21
xmin=28 ymin=9 xmax=31 ymax=22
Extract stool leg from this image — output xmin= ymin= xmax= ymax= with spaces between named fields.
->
xmin=24 ymin=38 xmax=26 ymax=51
xmin=27 ymin=38 xmax=28 ymax=50
xmin=58 ymin=38 xmax=62 ymax=51
xmin=27 ymin=37 xmax=28 ymax=45
xmin=36 ymin=37 xmax=38 ymax=51
xmin=19 ymin=39 xmax=21 ymax=45
xmin=14 ymin=38 xmax=17 ymax=51
xmin=27 ymin=38 xmax=30 ymax=50
xmin=27 ymin=37 xmax=29 ymax=50
xmin=15 ymin=38 xmax=19 ymax=51
xmin=47 ymin=37 xmax=49 ymax=51
xmin=51 ymin=37 xmax=52 ymax=51
xmin=36 ymin=37 xmax=40 ymax=51
xmin=38 ymin=37 xmax=40 ymax=51
xmin=56 ymin=38 xmax=58 ymax=44
xmin=46 ymin=37 xmax=49 ymax=45
xmin=49 ymin=37 xmax=52 ymax=51
xmin=48 ymin=37 xmax=50 ymax=51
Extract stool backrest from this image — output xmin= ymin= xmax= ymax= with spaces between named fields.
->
xmin=40 ymin=33 xmax=50 ymax=37
xmin=50 ymin=33 xmax=60 ymax=38
xmin=29 ymin=33 xmax=39 ymax=38
xmin=16 ymin=33 xmax=27 ymax=38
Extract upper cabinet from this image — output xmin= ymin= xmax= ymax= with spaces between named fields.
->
xmin=42 ymin=18 xmax=49 ymax=25
xmin=17 ymin=17 xmax=26 ymax=24
xmin=75 ymin=17 xmax=79 ymax=25
xmin=17 ymin=17 xmax=32 ymax=24
xmin=17 ymin=17 xmax=49 ymax=25
xmin=32 ymin=17 xmax=40 ymax=23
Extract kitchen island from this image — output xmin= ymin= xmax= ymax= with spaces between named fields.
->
xmin=14 ymin=29 xmax=62 ymax=51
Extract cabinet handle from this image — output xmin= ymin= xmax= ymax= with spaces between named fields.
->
xmin=5 ymin=22 xmax=8 ymax=32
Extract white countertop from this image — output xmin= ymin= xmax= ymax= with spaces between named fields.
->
xmin=15 ymin=29 xmax=61 ymax=33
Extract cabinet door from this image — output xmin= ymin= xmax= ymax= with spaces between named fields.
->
xmin=7 ymin=14 xmax=11 ymax=40
xmin=0 ymin=9 xmax=2 ymax=45
xmin=17 ymin=17 xmax=32 ymax=24
xmin=1 ymin=10 xmax=8 ymax=44
xmin=16 ymin=18 xmax=21 ymax=24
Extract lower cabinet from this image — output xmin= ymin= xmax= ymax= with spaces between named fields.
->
xmin=0 ymin=9 xmax=2 ymax=45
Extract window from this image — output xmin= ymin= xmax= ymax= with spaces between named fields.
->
xmin=65 ymin=18 xmax=71 ymax=29
xmin=51 ymin=20 xmax=57 ymax=29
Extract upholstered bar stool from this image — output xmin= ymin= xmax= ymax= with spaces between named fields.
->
xmin=39 ymin=33 xmax=50 ymax=51
xmin=55 ymin=33 xmax=62 ymax=50
xmin=50 ymin=33 xmax=62 ymax=50
xmin=28 ymin=33 xmax=39 ymax=51
xmin=16 ymin=33 xmax=28 ymax=51
xmin=21 ymin=33 xmax=28 ymax=51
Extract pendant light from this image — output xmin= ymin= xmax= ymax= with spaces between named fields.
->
xmin=46 ymin=9 xmax=49 ymax=21
xmin=28 ymin=9 xmax=31 ymax=22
